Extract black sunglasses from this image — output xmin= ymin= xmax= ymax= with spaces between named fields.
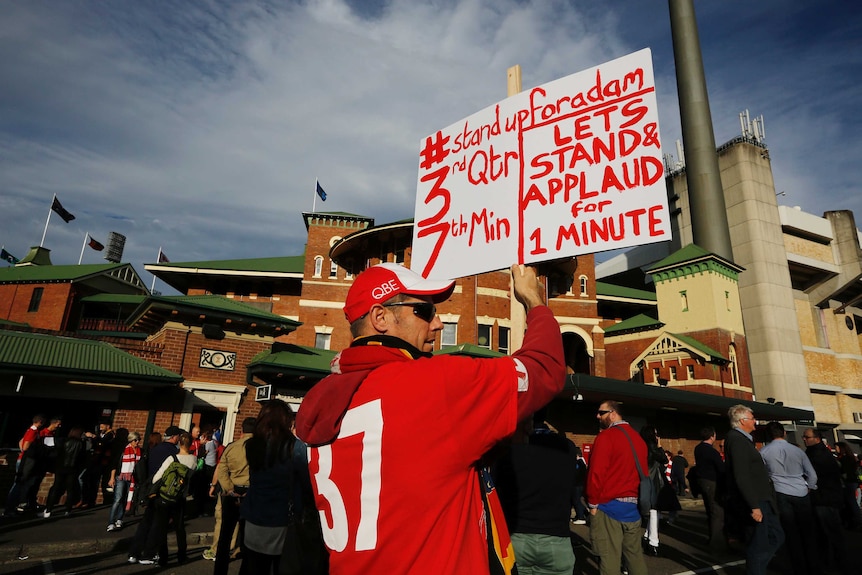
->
xmin=597 ymin=409 xmax=613 ymax=415
xmin=383 ymin=301 xmax=437 ymax=323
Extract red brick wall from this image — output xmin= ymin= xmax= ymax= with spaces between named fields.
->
xmin=0 ymin=282 xmax=73 ymax=330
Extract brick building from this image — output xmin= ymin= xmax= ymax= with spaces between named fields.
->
xmin=2 ymin=201 xmax=815 ymax=510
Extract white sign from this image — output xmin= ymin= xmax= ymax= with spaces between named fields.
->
xmin=412 ymin=49 xmax=670 ymax=280
xmin=256 ymin=384 xmax=272 ymax=402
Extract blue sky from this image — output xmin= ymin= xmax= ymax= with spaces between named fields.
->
xmin=1 ymin=0 xmax=859 ymax=290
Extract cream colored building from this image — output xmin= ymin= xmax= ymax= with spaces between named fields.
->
xmin=599 ymin=132 xmax=862 ymax=442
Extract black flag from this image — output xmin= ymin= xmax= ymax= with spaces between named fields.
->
xmin=51 ymin=197 xmax=76 ymax=223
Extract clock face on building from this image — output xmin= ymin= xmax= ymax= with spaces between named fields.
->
xmin=199 ymin=348 xmax=237 ymax=371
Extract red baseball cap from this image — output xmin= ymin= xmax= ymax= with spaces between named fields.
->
xmin=344 ymin=263 xmax=455 ymax=323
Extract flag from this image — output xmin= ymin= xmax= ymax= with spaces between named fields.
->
xmin=88 ymin=237 xmax=105 ymax=251
xmin=1 ymin=248 xmax=19 ymax=264
xmin=316 ymin=181 xmax=327 ymax=202
xmin=51 ymin=196 xmax=76 ymax=223
xmin=158 ymin=250 xmax=170 ymax=263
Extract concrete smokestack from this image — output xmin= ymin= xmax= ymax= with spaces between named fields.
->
xmin=669 ymin=0 xmax=734 ymax=262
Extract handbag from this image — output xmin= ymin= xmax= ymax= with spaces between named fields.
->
xmin=619 ymin=426 xmax=656 ymax=516
xmin=279 ymin=455 xmax=328 ymax=575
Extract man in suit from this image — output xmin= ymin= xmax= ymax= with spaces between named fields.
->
xmin=724 ymin=405 xmax=784 ymax=575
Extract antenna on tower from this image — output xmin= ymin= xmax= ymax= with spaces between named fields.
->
xmin=739 ymin=109 xmax=766 ymax=144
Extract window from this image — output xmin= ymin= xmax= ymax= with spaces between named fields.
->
xmin=579 ymin=275 xmax=588 ymax=296
xmin=477 ymin=324 xmax=492 ymax=350
xmin=652 ymin=368 xmax=660 ymax=383
xmin=315 ymin=333 xmax=331 ymax=350
xmin=393 ymin=247 xmax=405 ymax=264
xmin=680 ymin=290 xmax=689 ymax=312
xmin=669 ymin=366 xmax=677 ymax=381
xmin=729 ymin=344 xmax=740 ymax=386
xmin=498 ymin=327 xmax=510 ymax=355
xmin=313 ymin=256 xmax=323 ymax=278
xmin=28 ymin=287 xmax=43 ymax=312
xmin=687 ymin=365 xmax=695 ymax=380
xmin=442 ymin=322 xmax=457 ymax=347
xmin=330 ymin=260 xmax=338 ymax=279
xmin=725 ymin=291 xmax=730 ymax=311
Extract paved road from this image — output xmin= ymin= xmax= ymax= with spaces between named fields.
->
xmin=2 ymin=498 xmax=859 ymax=574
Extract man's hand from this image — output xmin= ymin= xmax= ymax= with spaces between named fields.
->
xmin=510 ymin=264 xmax=544 ymax=312
xmin=750 ymin=508 xmax=763 ymax=523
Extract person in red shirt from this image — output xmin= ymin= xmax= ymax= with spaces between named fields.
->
xmin=586 ymin=401 xmax=649 ymax=575
xmin=3 ymin=414 xmax=46 ymax=516
xmin=296 ymin=263 xmax=565 ymax=575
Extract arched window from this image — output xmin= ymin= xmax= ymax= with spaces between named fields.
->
xmin=728 ymin=344 xmax=740 ymax=386
xmin=579 ymin=275 xmax=588 ymax=296
xmin=313 ymin=256 xmax=323 ymax=278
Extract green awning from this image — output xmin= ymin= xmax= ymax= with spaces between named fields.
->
xmin=566 ymin=373 xmax=814 ymax=422
xmin=0 ymin=329 xmax=183 ymax=387
xmin=248 ymin=343 xmax=336 ymax=387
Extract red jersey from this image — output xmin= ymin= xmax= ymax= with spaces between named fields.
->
xmin=297 ymin=306 xmax=565 ymax=575
xmin=18 ymin=426 xmax=39 ymax=461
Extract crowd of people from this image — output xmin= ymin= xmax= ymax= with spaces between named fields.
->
xmin=686 ymin=407 xmax=862 ymax=575
xmin=4 ymin=261 xmax=862 ymax=575
xmin=3 ymin=415 xmax=119 ymax=519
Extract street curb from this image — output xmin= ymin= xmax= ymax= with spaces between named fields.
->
xmin=0 ymin=531 xmax=212 ymax=565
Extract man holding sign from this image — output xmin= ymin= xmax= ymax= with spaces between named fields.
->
xmin=296 ymin=262 xmax=565 ymax=575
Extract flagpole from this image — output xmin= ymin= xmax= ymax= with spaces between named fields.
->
xmin=151 ymin=247 xmax=162 ymax=292
xmin=312 ymin=179 xmax=318 ymax=213
xmin=40 ymin=194 xmax=56 ymax=247
xmin=78 ymin=232 xmax=89 ymax=265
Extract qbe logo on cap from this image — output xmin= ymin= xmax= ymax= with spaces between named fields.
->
xmin=372 ymin=279 xmax=401 ymax=301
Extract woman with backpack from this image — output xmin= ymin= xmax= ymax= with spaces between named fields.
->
xmin=128 ymin=431 xmax=196 ymax=566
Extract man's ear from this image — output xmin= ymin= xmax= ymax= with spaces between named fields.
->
xmin=367 ymin=304 xmax=390 ymax=333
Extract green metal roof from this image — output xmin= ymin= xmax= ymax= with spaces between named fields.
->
xmin=248 ymin=343 xmax=336 ymax=375
xmin=647 ymin=243 xmax=742 ymax=274
xmin=603 ymin=313 xmax=663 ymax=334
xmin=647 ymin=244 xmax=713 ymax=270
xmin=0 ymin=263 xmax=132 ymax=283
xmin=0 ymin=329 xmax=183 ymax=386
xmin=435 ymin=343 xmax=506 ymax=358
xmin=145 ymin=255 xmax=306 ymax=274
xmin=596 ymin=282 xmax=656 ymax=301
xmin=247 ymin=343 xmax=336 ymax=390
xmin=127 ymin=294 xmax=301 ymax=335
xmin=670 ymin=332 xmax=728 ymax=362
